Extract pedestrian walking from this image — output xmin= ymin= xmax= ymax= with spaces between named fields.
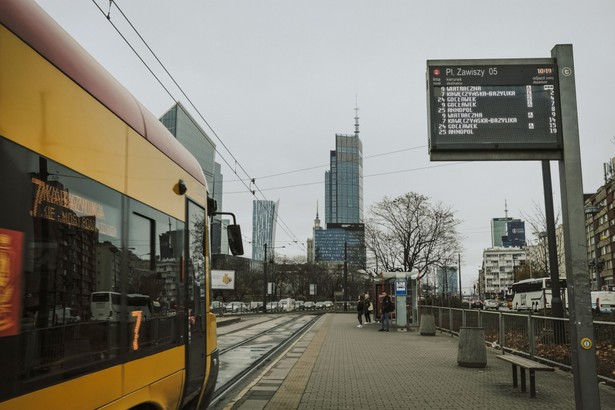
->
xmin=356 ymin=295 xmax=365 ymax=328
xmin=364 ymin=294 xmax=373 ymax=324
xmin=379 ymin=291 xmax=392 ymax=332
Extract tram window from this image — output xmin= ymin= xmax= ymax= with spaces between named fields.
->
xmin=1 ymin=143 xmax=123 ymax=385
xmin=1 ymin=140 xmax=185 ymax=398
xmin=187 ymin=201 xmax=206 ymax=332
xmin=127 ymin=201 xmax=183 ymax=352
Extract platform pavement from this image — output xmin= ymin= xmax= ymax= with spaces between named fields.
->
xmin=217 ymin=313 xmax=615 ymax=410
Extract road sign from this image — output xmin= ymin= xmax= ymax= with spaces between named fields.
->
xmin=395 ymin=280 xmax=407 ymax=296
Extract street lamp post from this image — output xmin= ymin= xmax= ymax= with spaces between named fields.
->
xmin=343 ymin=242 xmax=348 ymax=312
xmin=541 ymin=160 xmax=563 ymax=318
xmin=585 ymin=206 xmax=602 ymax=290
xmin=263 ymin=243 xmax=268 ymax=313
xmin=262 ymin=243 xmax=286 ymax=314
xmin=538 ymin=232 xmax=548 ymax=278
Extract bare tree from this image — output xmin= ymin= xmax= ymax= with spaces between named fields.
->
xmin=365 ymin=192 xmax=462 ymax=278
xmin=520 ymin=201 xmax=562 ymax=277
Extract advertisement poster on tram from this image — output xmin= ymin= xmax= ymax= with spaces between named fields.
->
xmin=0 ymin=228 xmax=24 ymax=337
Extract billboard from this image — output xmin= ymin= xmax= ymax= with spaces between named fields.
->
xmin=211 ymin=270 xmax=235 ymax=290
xmin=427 ymin=58 xmax=563 ymax=160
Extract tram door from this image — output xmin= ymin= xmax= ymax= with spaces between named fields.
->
xmin=185 ymin=201 xmax=207 ymax=397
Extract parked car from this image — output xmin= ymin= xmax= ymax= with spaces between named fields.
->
xmin=303 ymin=301 xmax=316 ymax=310
xmin=48 ymin=307 xmax=80 ymax=326
xmin=279 ymin=298 xmax=296 ymax=312
xmin=249 ymin=301 xmax=263 ymax=312
xmin=294 ymin=300 xmax=305 ymax=310
xmin=323 ymin=301 xmax=334 ymax=309
xmin=225 ymin=301 xmax=248 ymax=313
xmin=470 ymin=299 xmax=483 ymax=309
xmin=483 ymin=299 xmax=499 ymax=310
xmin=210 ymin=301 xmax=225 ymax=315
xmin=266 ymin=301 xmax=279 ymax=311
xmin=315 ymin=301 xmax=326 ymax=309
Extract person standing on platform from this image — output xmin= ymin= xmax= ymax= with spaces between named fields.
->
xmin=356 ymin=295 xmax=365 ymax=328
xmin=364 ymin=294 xmax=373 ymax=324
xmin=379 ymin=291 xmax=391 ymax=332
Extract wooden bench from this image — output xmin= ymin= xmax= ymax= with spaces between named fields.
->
xmin=496 ymin=354 xmax=554 ymax=398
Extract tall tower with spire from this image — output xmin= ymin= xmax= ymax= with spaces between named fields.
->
xmin=490 ymin=199 xmax=526 ymax=247
xmin=324 ymin=106 xmax=364 ymax=224
xmin=314 ymin=201 xmax=321 ymax=230
xmin=315 ymin=106 xmax=366 ymax=269
xmin=307 ymin=202 xmax=321 ymax=263
xmin=354 ymin=104 xmax=360 ymax=137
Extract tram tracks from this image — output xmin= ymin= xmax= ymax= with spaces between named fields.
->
xmin=210 ymin=313 xmax=321 ymax=407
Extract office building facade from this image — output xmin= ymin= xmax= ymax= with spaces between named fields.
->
xmin=252 ymin=200 xmax=279 ymax=261
xmin=314 ymin=223 xmax=366 ymax=269
xmin=481 ymin=247 xmax=528 ymax=297
xmin=325 ymin=133 xmax=363 ymax=225
xmin=491 ymin=217 xmax=526 ymax=248
xmin=435 ymin=265 xmax=459 ymax=297
xmin=314 ymin=108 xmax=366 ymax=268
xmin=160 ymin=102 xmax=216 ymax=183
xmin=160 ymin=102 xmax=225 ymax=253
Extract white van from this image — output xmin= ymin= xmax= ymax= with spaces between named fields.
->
xmin=279 ymin=298 xmax=295 ymax=312
xmin=592 ymin=285 xmax=615 ymax=313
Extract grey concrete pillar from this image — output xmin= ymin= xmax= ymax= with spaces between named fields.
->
xmin=457 ymin=327 xmax=487 ymax=368
xmin=419 ymin=313 xmax=436 ymax=336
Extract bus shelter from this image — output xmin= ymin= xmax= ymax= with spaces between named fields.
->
xmin=372 ymin=270 xmax=419 ymax=330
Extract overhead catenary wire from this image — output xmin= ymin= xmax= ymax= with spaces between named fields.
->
xmin=224 ymin=161 xmax=467 ymax=194
xmin=91 ymin=0 xmax=305 ymax=250
xmin=225 ymin=145 xmax=428 ymax=183
xmin=91 ymin=0 xmax=253 ymax=193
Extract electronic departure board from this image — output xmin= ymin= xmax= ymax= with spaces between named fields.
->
xmin=427 ymin=59 xmax=563 ymax=160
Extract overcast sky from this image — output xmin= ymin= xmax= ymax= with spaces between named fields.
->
xmin=36 ymin=0 xmax=615 ymax=292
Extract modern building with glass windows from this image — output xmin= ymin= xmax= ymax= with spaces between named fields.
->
xmin=325 ymin=134 xmax=363 ymax=225
xmin=435 ymin=265 xmax=459 ymax=297
xmin=314 ymin=108 xmax=366 ymax=268
xmin=252 ymin=200 xmax=279 ymax=261
xmin=160 ymin=102 xmax=226 ymax=253
xmin=160 ymin=102 xmax=216 ymax=183
xmin=491 ymin=217 xmax=527 ymax=248
xmin=314 ymin=223 xmax=366 ymax=269
xmin=210 ymin=162 xmax=226 ymax=254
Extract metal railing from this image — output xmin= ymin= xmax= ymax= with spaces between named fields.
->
xmin=422 ymin=305 xmax=615 ymax=384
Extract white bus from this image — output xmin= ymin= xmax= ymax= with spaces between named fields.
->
xmin=510 ymin=277 xmax=567 ymax=311
xmin=591 ymin=285 xmax=615 ymax=313
xmin=91 ymin=291 xmax=152 ymax=321
xmin=91 ymin=291 xmax=121 ymax=321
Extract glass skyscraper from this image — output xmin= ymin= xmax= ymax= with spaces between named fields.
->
xmin=325 ymin=133 xmax=363 ymax=224
xmin=436 ymin=265 xmax=459 ymax=296
xmin=491 ymin=217 xmax=526 ymax=248
xmin=314 ymin=223 xmax=366 ymax=268
xmin=160 ymin=102 xmax=225 ymax=253
xmin=314 ymin=108 xmax=366 ymax=268
xmin=160 ymin=102 xmax=217 ymax=185
xmin=252 ymin=200 xmax=279 ymax=261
